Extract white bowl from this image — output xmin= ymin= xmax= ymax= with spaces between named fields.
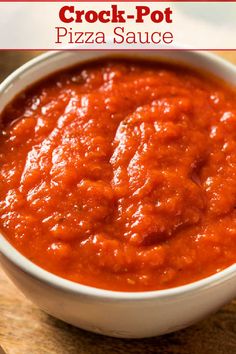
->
xmin=0 ymin=51 xmax=236 ymax=339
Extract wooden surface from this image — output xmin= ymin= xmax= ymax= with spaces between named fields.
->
xmin=0 ymin=51 xmax=236 ymax=354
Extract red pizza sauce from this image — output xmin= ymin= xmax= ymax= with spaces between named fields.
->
xmin=1 ymin=58 xmax=236 ymax=291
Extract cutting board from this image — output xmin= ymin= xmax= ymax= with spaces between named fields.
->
xmin=0 ymin=51 xmax=236 ymax=354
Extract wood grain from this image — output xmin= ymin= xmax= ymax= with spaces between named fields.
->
xmin=0 ymin=51 xmax=236 ymax=354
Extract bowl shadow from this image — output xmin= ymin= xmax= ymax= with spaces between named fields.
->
xmin=45 ymin=300 xmax=236 ymax=354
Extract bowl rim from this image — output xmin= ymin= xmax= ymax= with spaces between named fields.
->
xmin=0 ymin=50 xmax=236 ymax=301
xmin=1 ymin=232 xmax=236 ymax=301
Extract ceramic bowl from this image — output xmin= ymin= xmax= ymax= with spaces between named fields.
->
xmin=0 ymin=51 xmax=236 ymax=338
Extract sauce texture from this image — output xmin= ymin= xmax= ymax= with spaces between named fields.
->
xmin=1 ymin=58 xmax=236 ymax=291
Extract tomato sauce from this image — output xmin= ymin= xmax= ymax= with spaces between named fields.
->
xmin=1 ymin=58 xmax=236 ymax=291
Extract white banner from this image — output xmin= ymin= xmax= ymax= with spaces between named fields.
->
xmin=0 ymin=2 xmax=235 ymax=49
